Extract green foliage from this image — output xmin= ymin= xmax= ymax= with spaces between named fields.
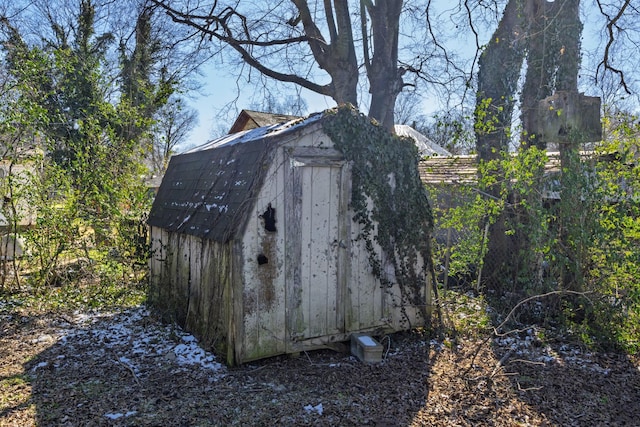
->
xmin=0 ymin=1 xmax=164 ymax=296
xmin=0 ymin=277 xmax=146 ymax=314
xmin=434 ymin=113 xmax=640 ymax=352
xmin=439 ymin=289 xmax=492 ymax=338
xmin=323 ymin=105 xmax=433 ymax=320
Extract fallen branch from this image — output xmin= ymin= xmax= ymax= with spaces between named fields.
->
xmin=116 ymin=359 xmax=140 ymax=385
xmin=462 ymin=290 xmax=592 ymax=378
xmin=508 ymin=359 xmax=546 ymax=366
xmin=490 ymin=349 xmax=513 ymax=378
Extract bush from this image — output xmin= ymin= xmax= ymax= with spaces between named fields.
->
xmin=431 ymin=114 xmax=640 ymax=352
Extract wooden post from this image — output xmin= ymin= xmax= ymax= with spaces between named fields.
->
xmin=532 ymin=91 xmax=602 ymax=291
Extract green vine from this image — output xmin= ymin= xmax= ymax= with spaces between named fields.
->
xmin=323 ymin=105 xmax=434 ymax=322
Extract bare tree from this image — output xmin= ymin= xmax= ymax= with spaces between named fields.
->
xmin=150 ymin=96 xmax=197 ymax=174
xmin=595 ymin=0 xmax=637 ymax=95
xmin=150 ymin=0 xmax=412 ymax=131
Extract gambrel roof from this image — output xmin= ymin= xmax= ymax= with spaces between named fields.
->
xmin=147 ymin=113 xmax=323 ymax=242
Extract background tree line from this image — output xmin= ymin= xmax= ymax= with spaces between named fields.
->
xmin=0 ymin=0 xmax=201 ymax=290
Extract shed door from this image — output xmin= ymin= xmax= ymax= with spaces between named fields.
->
xmin=285 ymin=148 xmax=349 ymax=342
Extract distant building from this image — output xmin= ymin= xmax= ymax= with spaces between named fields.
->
xmin=228 ymin=109 xmax=300 ymax=134
xmin=394 ymin=125 xmax=451 ymax=157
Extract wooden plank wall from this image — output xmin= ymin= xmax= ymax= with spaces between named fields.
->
xmin=149 ymin=227 xmax=235 ymax=362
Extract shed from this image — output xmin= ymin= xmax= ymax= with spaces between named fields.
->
xmin=147 ymin=108 xmax=432 ymax=365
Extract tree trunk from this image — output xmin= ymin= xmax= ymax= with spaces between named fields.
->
xmin=475 ymin=0 xmax=527 ymax=162
xmin=475 ymin=0 xmax=527 ymax=287
xmin=520 ymin=0 xmax=555 ymax=148
xmin=555 ymin=0 xmax=584 ymax=291
xmin=364 ymin=0 xmax=403 ymax=132
xmin=521 ymin=0 xmax=582 ymax=148
xmin=293 ymin=0 xmax=359 ymax=106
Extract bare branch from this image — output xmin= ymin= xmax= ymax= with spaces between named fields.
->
xmin=596 ymin=0 xmax=632 ymax=94
xmin=152 ymin=0 xmax=332 ymax=97
xmin=361 ymin=0 xmax=372 ymax=75
xmin=463 ymin=0 xmax=481 ymax=93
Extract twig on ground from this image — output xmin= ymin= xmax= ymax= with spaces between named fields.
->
xmin=490 ymin=349 xmax=513 ymax=378
xmin=508 ymin=359 xmax=546 ymax=366
xmin=116 ymin=359 xmax=140 ymax=385
xmin=462 ymin=290 xmax=592 ymax=378
xmin=516 ymin=380 xmax=544 ymax=392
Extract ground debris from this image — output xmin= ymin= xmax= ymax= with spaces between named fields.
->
xmin=1 ymin=306 xmax=639 ymax=426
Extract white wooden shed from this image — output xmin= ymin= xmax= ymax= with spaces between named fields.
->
xmin=147 ymin=108 xmax=432 ymax=365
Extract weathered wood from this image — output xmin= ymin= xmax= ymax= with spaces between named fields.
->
xmin=288 ymin=147 xmax=344 ymax=166
xmin=336 ymin=162 xmax=351 ymax=335
xmin=302 ymin=163 xmax=340 ymax=338
xmin=531 ymin=91 xmax=602 ymax=143
xmin=184 ymin=235 xmax=202 ymax=337
xmin=149 ymin=122 xmax=430 ymax=365
xmin=284 ymin=150 xmax=304 ymax=345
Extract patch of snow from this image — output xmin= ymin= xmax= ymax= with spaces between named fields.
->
xmin=177 ymin=214 xmax=191 ymax=228
xmin=32 ymin=361 xmax=48 ymax=371
xmin=173 ymin=340 xmax=224 ymax=371
xmin=51 ymin=306 xmax=226 ymax=380
xmin=32 ymin=334 xmax=55 ymax=344
xmin=104 ymin=411 xmax=136 ymax=420
xmin=304 ymin=403 xmax=323 ymax=415
xmin=104 ymin=413 xmax=123 ymax=420
xmin=429 ymin=339 xmax=444 ymax=351
xmin=494 ymin=330 xmax=613 ymax=373
xmin=182 ymin=335 xmax=197 ymax=343
xmin=183 ymin=112 xmax=323 ymax=153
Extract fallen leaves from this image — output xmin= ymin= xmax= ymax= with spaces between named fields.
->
xmin=0 ymin=305 xmax=639 ymax=426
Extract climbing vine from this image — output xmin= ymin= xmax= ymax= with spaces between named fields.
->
xmin=323 ymin=105 xmax=434 ymax=321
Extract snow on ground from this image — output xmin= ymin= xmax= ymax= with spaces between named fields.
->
xmin=34 ymin=306 xmax=226 ymax=379
xmin=492 ymin=328 xmax=612 ymax=374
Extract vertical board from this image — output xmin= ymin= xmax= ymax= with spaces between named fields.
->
xmin=240 ymin=151 xmax=287 ymax=361
xmin=149 ymin=227 xmax=171 ymax=312
xmin=299 ymin=164 xmax=342 ymax=338
xmin=200 ymin=241 xmax=233 ymax=358
xmin=148 ymin=227 xmax=162 ymax=304
xmin=347 ymin=205 xmax=387 ymax=331
xmin=185 ymin=236 xmax=202 ymax=334
xmin=168 ymin=233 xmax=189 ymax=325
xmin=285 ymin=154 xmax=304 ymax=343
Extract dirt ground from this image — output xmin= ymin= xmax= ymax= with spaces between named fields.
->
xmin=1 ymin=305 xmax=639 ymax=426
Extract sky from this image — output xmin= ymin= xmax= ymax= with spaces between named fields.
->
xmin=185 ymin=66 xmax=336 ymax=150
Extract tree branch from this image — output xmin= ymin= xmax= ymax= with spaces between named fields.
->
xmin=596 ymin=0 xmax=632 ymax=94
xmin=361 ymin=0 xmax=372 ymax=75
xmin=152 ymin=0 xmax=332 ymax=97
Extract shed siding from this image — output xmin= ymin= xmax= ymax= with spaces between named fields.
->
xmin=149 ymin=227 xmax=236 ymax=362
xmin=149 ymin=115 xmax=431 ymax=364
xmin=240 ymin=145 xmax=287 ymax=362
xmin=347 ymin=203 xmax=388 ymax=331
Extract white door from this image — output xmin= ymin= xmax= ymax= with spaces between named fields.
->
xmin=285 ymin=148 xmax=349 ymax=343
